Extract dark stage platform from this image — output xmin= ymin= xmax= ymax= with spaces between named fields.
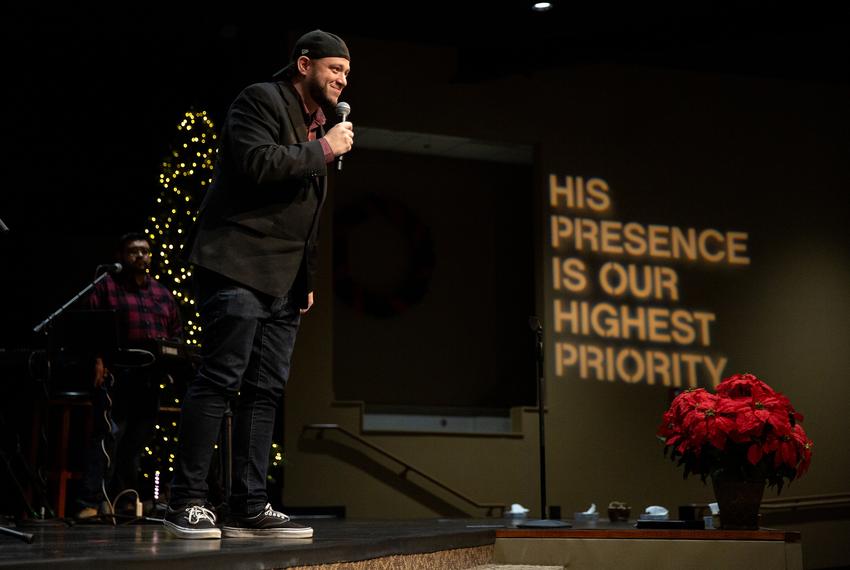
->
xmin=0 ymin=518 xmax=500 ymax=570
xmin=0 ymin=517 xmax=803 ymax=569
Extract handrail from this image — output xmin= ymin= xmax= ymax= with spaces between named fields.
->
xmin=302 ymin=423 xmax=506 ymax=516
xmin=761 ymin=492 xmax=850 ymax=510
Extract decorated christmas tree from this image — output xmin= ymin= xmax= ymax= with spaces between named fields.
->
xmin=147 ymin=108 xmax=217 ymax=344
xmin=141 ymin=109 xmax=217 ymax=499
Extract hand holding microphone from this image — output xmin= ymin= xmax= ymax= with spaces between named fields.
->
xmin=325 ymin=102 xmax=352 ymax=171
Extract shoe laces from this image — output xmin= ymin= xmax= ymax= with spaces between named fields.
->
xmin=262 ymin=503 xmax=290 ymax=522
xmin=187 ymin=505 xmax=217 ymax=525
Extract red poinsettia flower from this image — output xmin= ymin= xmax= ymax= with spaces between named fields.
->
xmin=681 ymin=393 xmax=736 ymax=451
xmin=746 ymin=431 xmax=781 ymax=466
xmin=776 ymin=435 xmax=800 ymax=469
xmin=790 ymin=424 xmax=814 ymax=477
xmin=733 ymin=394 xmax=793 ymax=438
xmin=747 ymin=439 xmax=766 ymax=465
xmin=658 ymin=389 xmax=714 ymax=450
xmin=658 ymin=373 xmax=813 ymax=492
xmin=668 ymin=388 xmax=712 ymax=421
xmin=715 ymin=373 xmax=776 ymax=400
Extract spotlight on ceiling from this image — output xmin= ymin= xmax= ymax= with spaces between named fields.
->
xmin=532 ymin=2 xmax=553 ymax=11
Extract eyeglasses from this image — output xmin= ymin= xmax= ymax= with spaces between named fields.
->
xmin=126 ymin=247 xmax=152 ymax=257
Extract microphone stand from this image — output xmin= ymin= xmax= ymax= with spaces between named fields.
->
xmin=33 ymin=270 xmax=113 ymax=335
xmin=0 ymin=522 xmax=33 ymax=544
xmin=25 ymin=268 xmax=116 ymax=523
xmin=517 ymin=317 xmax=570 ymax=528
xmin=0 ymin=416 xmax=36 ymax=542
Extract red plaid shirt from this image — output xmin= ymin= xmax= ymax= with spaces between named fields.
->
xmin=88 ymin=273 xmax=182 ymax=345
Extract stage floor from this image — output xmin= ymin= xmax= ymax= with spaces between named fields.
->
xmin=1 ymin=517 xmax=802 ymax=570
xmin=1 ymin=517 xmax=501 ymax=570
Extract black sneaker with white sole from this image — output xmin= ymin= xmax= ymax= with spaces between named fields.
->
xmin=163 ymin=504 xmax=221 ymax=539
xmin=222 ymin=503 xmax=313 ymax=538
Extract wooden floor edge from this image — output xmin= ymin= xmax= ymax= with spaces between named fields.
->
xmin=495 ymin=529 xmax=801 ymax=542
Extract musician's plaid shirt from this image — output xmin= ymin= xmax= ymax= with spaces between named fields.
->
xmin=88 ymin=273 xmax=183 ymax=345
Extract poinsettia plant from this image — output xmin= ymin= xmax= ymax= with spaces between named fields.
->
xmin=658 ymin=373 xmax=813 ymax=493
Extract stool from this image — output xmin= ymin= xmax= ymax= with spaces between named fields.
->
xmin=30 ymin=391 xmax=94 ymax=518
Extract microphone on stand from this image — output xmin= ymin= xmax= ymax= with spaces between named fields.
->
xmin=96 ymin=262 xmax=123 ymax=275
xmin=335 ymin=101 xmax=351 ymax=172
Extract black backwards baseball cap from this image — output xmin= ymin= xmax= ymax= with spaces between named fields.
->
xmin=272 ymin=29 xmax=350 ymax=79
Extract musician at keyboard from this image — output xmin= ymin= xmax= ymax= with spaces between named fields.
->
xmin=75 ymin=232 xmax=183 ymax=520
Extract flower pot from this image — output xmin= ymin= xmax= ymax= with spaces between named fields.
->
xmin=711 ymin=475 xmax=766 ymax=530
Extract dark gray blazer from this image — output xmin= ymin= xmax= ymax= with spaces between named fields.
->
xmin=182 ymin=80 xmax=328 ymax=302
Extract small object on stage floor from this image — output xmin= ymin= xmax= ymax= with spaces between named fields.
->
xmin=607 ymin=500 xmax=631 ymax=522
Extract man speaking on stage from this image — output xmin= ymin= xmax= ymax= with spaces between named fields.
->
xmin=164 ymin=29 xmax=354 ymax=540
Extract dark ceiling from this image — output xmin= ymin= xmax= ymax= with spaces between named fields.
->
xmin=329 ymin=3 xmax=849 ymax=84
xmin=12 ymin=3 xmax=849 ymax=86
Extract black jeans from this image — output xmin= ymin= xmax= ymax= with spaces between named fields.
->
xmin=169 ymin=271 xmax=301 ymax=515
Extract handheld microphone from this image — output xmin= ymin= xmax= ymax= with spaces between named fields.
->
xmin=335 ymin=102 xmax=351 ymax=172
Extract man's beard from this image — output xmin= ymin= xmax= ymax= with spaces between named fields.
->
xmin=306 ymin=76 xmax=336 ymax=107
xmin=125 ymin=260 xmax=149 ymax=275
